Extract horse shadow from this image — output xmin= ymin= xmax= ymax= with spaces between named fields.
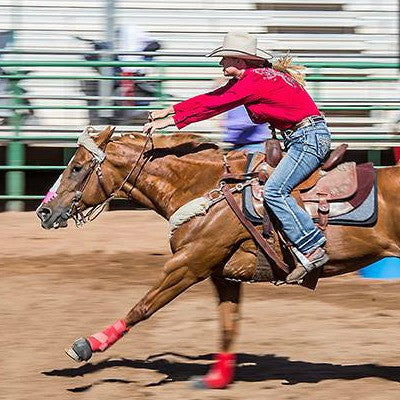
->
xmin=42 ymin=353 xmax=400 ymax=392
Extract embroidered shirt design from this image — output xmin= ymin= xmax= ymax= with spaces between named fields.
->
xmin=254 ymin=68 xmax=298 ymax=88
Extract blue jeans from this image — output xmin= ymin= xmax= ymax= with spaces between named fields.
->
xmin=263 ymin=122 xmax=331 ymax=254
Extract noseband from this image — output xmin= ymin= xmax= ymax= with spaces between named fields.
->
xmin=68 ymin=127 xmax=153 ymax=227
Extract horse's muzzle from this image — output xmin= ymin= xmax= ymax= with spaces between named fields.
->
xmin=37 ymin=206 xmax=52 ymax=223
xmin=36 ymin=205 xmax=69 ymax=229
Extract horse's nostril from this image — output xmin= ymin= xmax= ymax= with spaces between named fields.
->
xmin=36 ymin=206 xmax=52 ymax=222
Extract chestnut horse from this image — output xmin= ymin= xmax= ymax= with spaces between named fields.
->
xmin=37 ymin=126 xmax=400 ymax=389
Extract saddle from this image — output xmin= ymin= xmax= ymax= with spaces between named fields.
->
xmin=251 ymin=142 xmax=375 ymax=230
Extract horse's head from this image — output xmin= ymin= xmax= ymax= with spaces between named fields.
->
xmin=36 ymin=126 xmax=115 ymax=229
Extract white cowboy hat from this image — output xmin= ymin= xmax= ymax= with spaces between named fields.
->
xmin=206 ymin=31 xmax=273 ymax=61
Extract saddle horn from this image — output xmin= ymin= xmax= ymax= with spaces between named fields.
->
xmin=264 ymin=129 xmax=283 ymax=168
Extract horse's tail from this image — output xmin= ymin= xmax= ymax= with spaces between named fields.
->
xmin=272 ymin=53 xmax=306 ymax=87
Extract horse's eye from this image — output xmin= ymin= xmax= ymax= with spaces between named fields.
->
xmin=72 ymin=165 xmax=83 ymax=173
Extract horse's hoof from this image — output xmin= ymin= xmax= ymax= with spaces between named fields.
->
xmin=65 ymin=337 xmax=92 ymax=362
xmin=189 ymin=375 xmax=230 ymax=390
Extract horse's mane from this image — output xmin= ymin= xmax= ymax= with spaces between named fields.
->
xmin=118 ymin=132 xmax=211 ymax=146
xmin=116 ymin=132 xmax=225 ymax=161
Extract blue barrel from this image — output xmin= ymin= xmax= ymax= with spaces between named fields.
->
xmin=359 ymin=257 xmax=400 ymax=279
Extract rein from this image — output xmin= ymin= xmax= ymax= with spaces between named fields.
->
xmin=68 ymin=129 xmax=154 ymax=227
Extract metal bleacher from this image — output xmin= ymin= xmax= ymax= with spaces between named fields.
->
xmin=0 ymin=0 xmax=399 ymax=143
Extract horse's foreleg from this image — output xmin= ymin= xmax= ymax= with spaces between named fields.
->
xmin=66 ymin=207 xmax=243 ymax=364
xmin=66 ymin=251 xmax=204 ymax=362
xmin=193 ymin=276 xmax=242 ymax=389
xmin=126 ymin=253 xmax=202 ymax=326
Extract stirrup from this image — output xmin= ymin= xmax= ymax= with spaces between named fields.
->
xmin=286 ymin=248 xmax=329 ymax=283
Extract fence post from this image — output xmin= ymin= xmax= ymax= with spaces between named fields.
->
xmin=98 ymin=0 xmax=115 ymax=120
xmin=5 ymin=75 xmax=24 ymax=211
xmin=368 ymin=150 xmax=382 ymax=166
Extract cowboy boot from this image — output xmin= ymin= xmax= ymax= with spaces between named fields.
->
xmin=286 ymin=246 xmax=329 ymax=284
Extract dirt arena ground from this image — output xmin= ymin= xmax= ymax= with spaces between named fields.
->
xmin=1 ymin=210 xmax=400 ymax=400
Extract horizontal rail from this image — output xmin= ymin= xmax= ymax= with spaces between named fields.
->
xmin=0 ymin=165 xmax=65 ymax=170
xmin=1 ymin=134 xmax=400 ymax=142
xmin=1 ymin=94 xmax=400 ymax=104
xmin=0 ymin=105 xmax=161 ymax=110
xmin=0 ymin=195 xmax=43 ymax=200
xmin=0 ymin=75 xmax=397 ymax=83
xmin=1 ymin=74 xmax=398 ymax=83
xmin=0 ymin=94 xmax=161 ymax=101
xmin=0 ymin=50 xmax=397 ymax=59
xmin=0 ymin=60 xmax=398 ymax=68
xmin=1 ymin=105 xmax=399 ymax=111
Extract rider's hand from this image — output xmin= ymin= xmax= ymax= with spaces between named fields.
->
xmin=143 ymin=119 xmax=164 ymax=135
xmin=143 ymin=116 xmax=175 ymax=135
xmin=148 ymin=109 xmax=165 ymax=121
xmin=148 ymin=106 xmax=173 ymax=121
xmin=143 ymin=121 xmax=156 ymax=135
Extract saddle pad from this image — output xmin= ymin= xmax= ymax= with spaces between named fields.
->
xmin=327 ymin=178 xmax=377 ymax=226
xmin=304 ymin=162 xmax=375 ymax=219
xmin=348 ymin=162 xmax=375 ymax=209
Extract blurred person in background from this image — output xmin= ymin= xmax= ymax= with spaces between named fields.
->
xmin=214 ymin=75 xmax=271 ymax=152
xmin=222 ymin=105 xmax=271 ymax=153
xmin=143 ymin=31 xmax=331 ymax=283
xmin=76 ymin=24 xmax=161 ymax=125
xmin=118 ymin=23 xmax=161 ymax=77
xmin=117 ymin=23 xmax=161 ymax=120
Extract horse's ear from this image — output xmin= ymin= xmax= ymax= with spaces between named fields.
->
xmin=96 ymin=126 xmax=115 ymax=149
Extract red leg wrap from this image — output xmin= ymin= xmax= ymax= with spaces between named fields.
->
xmin=88 ymin=319 xmax=128 ymax=352
xmin=204 ymin=353 xmax=236 ymax=389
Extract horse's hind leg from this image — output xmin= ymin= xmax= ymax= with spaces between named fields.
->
xmin=213 ymin=277 xmax=242 ymax=353
xmin=191 ymin=276 xmax=242 ymax=389
xmin=65 ymin=248 xmax=214 ymax=362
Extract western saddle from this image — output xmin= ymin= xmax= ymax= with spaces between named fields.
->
xmin=255 ymin=141 xmax=372 ymax=230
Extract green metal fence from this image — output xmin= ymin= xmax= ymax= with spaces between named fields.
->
xmin=0 ymin=59 xmax=399 ymax=210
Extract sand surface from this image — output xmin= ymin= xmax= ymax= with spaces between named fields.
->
xmin=1 ymin=211 xmax=399 ymax=399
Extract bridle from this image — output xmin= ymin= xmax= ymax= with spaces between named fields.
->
xmin=67 ymin=127 xmax=154 ymax=227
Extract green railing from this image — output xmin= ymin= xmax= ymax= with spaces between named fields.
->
xmin=0 ymin=59 xmax=399 ymax=209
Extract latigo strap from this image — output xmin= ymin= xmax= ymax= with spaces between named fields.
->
xmin=222 ymin=185 xmax=290 ymax=276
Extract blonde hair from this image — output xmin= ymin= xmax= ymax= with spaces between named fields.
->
xmin=272 ymin=53 xmax=306 ymax=87
xmin=245 ymin=52 xmax=306 ymax=87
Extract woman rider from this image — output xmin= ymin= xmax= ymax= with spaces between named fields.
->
xmin=143 ymin=31 xmax=331 ymax=283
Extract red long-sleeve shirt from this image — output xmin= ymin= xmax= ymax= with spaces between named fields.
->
xmin=173 ymin=67 xmax=321 ymax=131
